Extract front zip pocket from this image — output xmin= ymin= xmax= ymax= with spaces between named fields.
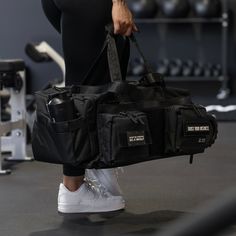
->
xmin=97 ymin=111 xmax=152 ymax=167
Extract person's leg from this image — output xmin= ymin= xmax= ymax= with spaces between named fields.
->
xmin=41 ymin=0 xmax=86 ymax=192
xmin=59 ymin=0 xmax=114 ymax=86
xmin=41 ymin=0 xmax=130 ymax=208
xmin=62 ymin=165 xmax=85 ymax=191
xmin=41 ymin=0 xmax=61 ymax=33
xmin=58 ymin=0 xmax=130 ymax=196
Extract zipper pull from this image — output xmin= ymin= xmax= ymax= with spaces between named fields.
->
xmin=128 ymin=113 xmax=139 ymax=124
xmin=138 ymin=117 xmax=145 ymax=125
xmin=119 ymin=112 xmax=127 ymax=116
xmin=132 ymin=113 xmax=145 ymax=125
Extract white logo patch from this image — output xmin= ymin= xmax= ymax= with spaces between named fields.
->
xmin=187 ymin=126 xmax=210 ymax=132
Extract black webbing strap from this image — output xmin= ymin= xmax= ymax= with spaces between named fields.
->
xmin=37 ymin=114 xmax=84 ymax=133
xmin=81 ymin=26 xmax=124 ymax=83
xmin=105 ymin=24 xmax=123 ymax=82
xmin=81 ymin=23 xmax=161 ymax=85
xmin=129 ymin=34 xmax=153 ymax=74
xmin=107 ymin=33 xmax=123 ymax=82
xmin=81 ymin=37 xmax=109 ymax=84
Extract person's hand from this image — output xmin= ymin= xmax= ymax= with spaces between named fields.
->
xmin=112 ymin=0 xmax=138 ymax=36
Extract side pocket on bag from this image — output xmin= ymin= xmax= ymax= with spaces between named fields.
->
xmin=164 ymin=105 xmax=217 ymax=155
xmin=97 ymin=111 xmax=152 ymax=167
xmin=32 ymin=113 xmax=91 ymax=166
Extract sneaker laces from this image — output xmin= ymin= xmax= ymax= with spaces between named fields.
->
xmin=84 ymin=177 xmax=111 ymax=198
xmin=116 ymin=167 xmax=124 ymax=175
xmin=85 ymin=168 xmax=125 ymax=196
xmin=83 ymin=180 xmax=102 ymax=199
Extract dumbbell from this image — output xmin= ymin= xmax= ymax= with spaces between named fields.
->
xmin=193 ymin=62 xmax=204 ymax=77
xmin=126 ymin=0 xmax=158 ymax=18
xmin=169 ymin=59 xmax=183 ymax=77
xmin=190 ymin=0 xmax=221 ymax=18
xmin=203 ymin=63 xmax=213 ymax=77
xmin=1 ymin=110 xmax=11 ymax=122
xmin=159 ymin=0 xmax=190 ymax=18
xmin=212 ymin=64 xmax=222 ymax=77
xmin=156 ymin=59 xmax=170 ymax=76
xmin=203 ymin=63 xmax=222 ymax=77
xmin=129 ymin=58 xmax=146 ymax=76
xmin=182 ymin=60 xmax=194 ymax=77
xmin=0 ymin=93 xmax=10 ymax=109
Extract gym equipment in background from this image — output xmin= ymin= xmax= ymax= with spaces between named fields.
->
xmin=169 ymin=58 xmax=183 ymax=76
xmin=156 ymin=59 xmax=170 ymax=76
xmin=206 ymin=105 xmax=236 ymax=113
xmin=182 ymin=60 xmax=194 ymax=77
xmin=203 ymin=63 xmax=213 ymax=77
xmin=128 ymin=57 xmax=146 ymax=76
xmin=126 ymin=0 xmax=158 ymax=18
xmin=25 ymin=41 xmax=65 ymax=132
xmin=155 ymin=59 xmax=222 ymax=78
xmin=190 ymin=0 xmax=222 ymax=18
xmin=0 ymin=59 xmax=33 ymax=175
xmin=132 ymin=1 xmax=229 ymax=99
xmin=25 ymin=41 xmax=65 ymax=87
xmin=1 ymin=93 xmax=11 ymax=121
xmin=212 ymin=64 xmax=222 ymax=77
xmin=159 ymin=0 xmax=190 ymax=18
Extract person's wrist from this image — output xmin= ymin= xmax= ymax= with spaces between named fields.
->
xmin=112 ymin=0 xmax=126 ymax=5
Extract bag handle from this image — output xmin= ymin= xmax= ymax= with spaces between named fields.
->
xmin=82 ymin=23 xmax=165 ymax=86
xmin=106 ymin=24 xmax=165 ymax=87
xmin=81 ymin=24 xmax=125 ymax=83
xmin=129 ymin=34 xmax=153 ymax=74
xmin=105 ymin=24 xmax=153 ymax=82
xmin=80 ymin=36 xmax=109 ymax=84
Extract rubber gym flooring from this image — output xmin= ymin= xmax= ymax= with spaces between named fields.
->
xmin=194 ymin=96 xmax=236 ymax=122
xmin=0 ymin=122 xmax=236 ymax=236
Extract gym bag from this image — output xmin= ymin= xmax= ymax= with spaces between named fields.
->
xmin=32 ymin=24 xmax=218 ymax=169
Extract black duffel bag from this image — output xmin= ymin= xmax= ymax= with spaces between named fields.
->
xmin=32 ymin=25 xmax=218 ymax=168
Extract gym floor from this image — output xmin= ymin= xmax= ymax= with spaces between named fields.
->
xmin=0 ymin=122 xmax=236 ymax=236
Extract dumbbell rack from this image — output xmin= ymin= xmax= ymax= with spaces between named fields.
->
xmin=131 ymin=0 xmax=229 ymax=99
xmin=0 ymin=60 xmax=33 ymax=175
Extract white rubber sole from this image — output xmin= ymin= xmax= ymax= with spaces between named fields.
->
xmin=58 ymin=202 xmax=125 ymax=214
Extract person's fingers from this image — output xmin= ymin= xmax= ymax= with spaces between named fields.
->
xmin=132 ymin=23 xmax=139 ymax=32
xmin=114 ymin=19 xmax=136 ymax=36
xmin=118 ymin=21 xmax=127 ymax=34
xmin=119 ymin=21 xmax=129 ymax=35
xmin=114 ymin=21 xmax=121 ymax=34
xmin=124 ymin=26 xmax=133 ymax=36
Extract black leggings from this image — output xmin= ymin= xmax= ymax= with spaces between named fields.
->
xmin=41 ymin=0 xmax=130 ymax=176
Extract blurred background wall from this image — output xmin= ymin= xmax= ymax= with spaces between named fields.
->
xmin=0 ymin=0 xmax=235 ymax=97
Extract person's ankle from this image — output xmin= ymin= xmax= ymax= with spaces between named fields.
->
xmin=63 ymin=182 xmax=84 ymax=192
xmin=63 ymin=175 xmax=84 ymax=192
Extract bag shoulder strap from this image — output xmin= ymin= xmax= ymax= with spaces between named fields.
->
xmin=81 ymin=37 xmax=109 ymax=84
xmin=81 ymin=23 xmax=164 ymax=85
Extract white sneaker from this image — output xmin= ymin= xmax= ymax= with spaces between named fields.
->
xmin=85 ymin=169 xmax=123 ymax=197
xmin=58 ymin=182 xmax=125 ymax=214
